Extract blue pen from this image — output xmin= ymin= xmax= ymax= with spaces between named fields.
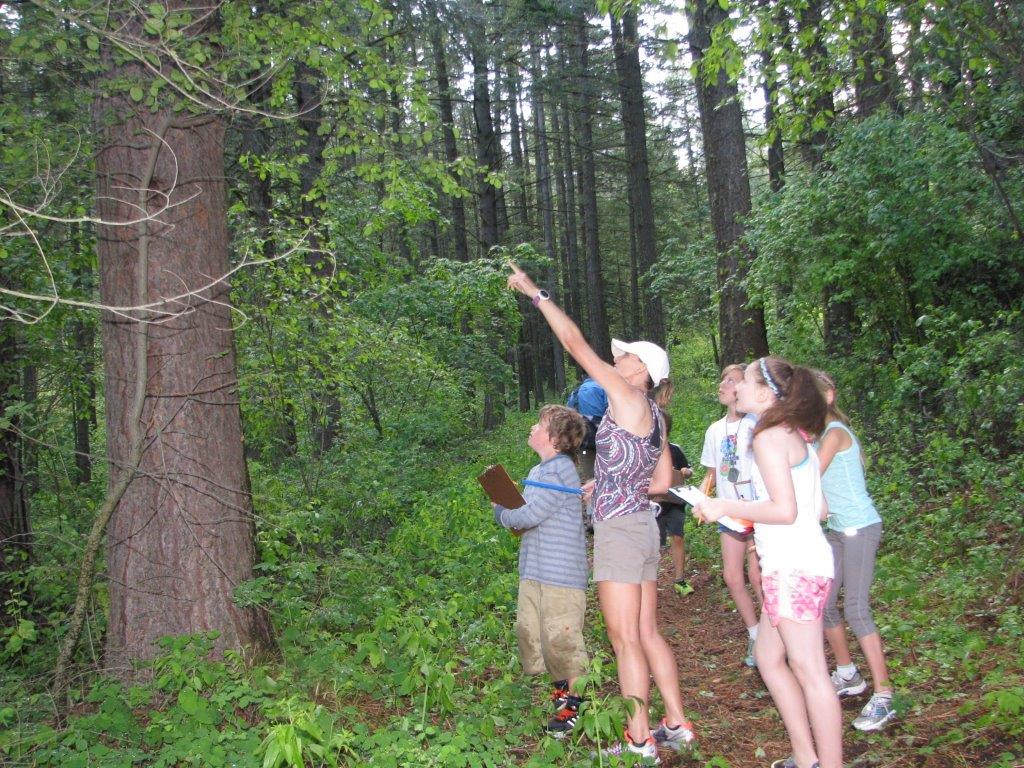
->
xmin=522 ymin=479 xmax=584 ymax=496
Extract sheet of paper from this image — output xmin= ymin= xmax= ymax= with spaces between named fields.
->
xmin=669 ymin=485 xmax=753 ymax=533
xmin=667 ymin=485 xmax=705 ymax=507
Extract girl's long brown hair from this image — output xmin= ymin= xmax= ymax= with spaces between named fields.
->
xmin=752 ymin=356 xmax=827 ymax=438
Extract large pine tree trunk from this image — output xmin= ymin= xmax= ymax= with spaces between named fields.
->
xmin=530 ymin=43 xmax=566 ymax=395
xmin=792 ymin=0 xmax=854 ymax=356
xmin=610 ymin=11 xmax=664 ymax=346
xmin=554 ymin=41 xmax=582 ymax=326
xmin=572 ymin=14 xmax=611 ymax=361
xmin=796 ymin=0 xmax=835 ymax=169
xmin=93 ymin=57 xmax=274 ymax=673
xmin=294 ymin=61 xmax=343 ymax=453
xmin=470 ymin=38 xmax=507 ymax=428
xmin=687 ymin=0 xmax=769 ymax=365
xmin=505 ymin=63 xmax=531 ymax=232
xmin=430 ymin=17 xmax=469 ymax=262
xmin=471 ymin=39 xmax=499 ymax=254
xmin=852 ymin=6 xmax=900 ymax=117
xmin=0 ymin=317 xmax=31 ymax=589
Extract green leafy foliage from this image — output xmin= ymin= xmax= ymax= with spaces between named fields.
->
xmin=748 ymin=113 xmax=1023 ymax=349
xmin=2 ymin=2 xmax=1023 ymax=767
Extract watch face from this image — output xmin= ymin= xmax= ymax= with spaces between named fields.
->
xmin=538 ymin=290 xmax=550 ymax=300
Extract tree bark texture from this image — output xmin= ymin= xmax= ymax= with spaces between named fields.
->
xmin=530 ymin=43 xmax=566 ymax=395
xmin=610 ymin=11 xmax=664 ymax=347
xmin=471 ymin=38 xmax=499 ymax=253
xmin=430 ymin=19 xmax=469 ymax=262
xmin=93 ymin=71 xmax=274 ymax=673
xmin=852 ymin=6 xmax=900 ymax=118
xmin=554 ymin=40 xmax=582 ymax=325
xmin=0 ymin=317 xmax=31 ymax=582
xmin=687 ymin=0 xmax=769 ymax=365
xmin=505 ymin=63 xmax=531 ymax=233
xmin=571 ymin=14 xmax=611 ymax=362
xmin=795 ymin=0 xmax=836 ymax=169
xmin=294 ymin=62 xmax=343 ymax=454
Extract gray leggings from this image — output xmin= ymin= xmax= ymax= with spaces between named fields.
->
xmin=823 ymin=523 xmax=882 ymax=637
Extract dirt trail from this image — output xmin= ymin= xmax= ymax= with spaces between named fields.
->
xmin=652 ymin=558 xmax=794 ymax=767
xmin=650 ymin=552 xmax=1003 ymax=768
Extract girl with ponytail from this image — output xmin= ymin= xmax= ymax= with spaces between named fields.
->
xmin=814 ymin=370 xmax=896 ymax=732
xmin=694 ymin=357 xmax=841 ymax=768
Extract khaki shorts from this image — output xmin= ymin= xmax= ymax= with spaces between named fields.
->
xmin=516 ymin=579 xmax=589 ymax=681
xmin=593 ymin=510 xmax=659 ymax=583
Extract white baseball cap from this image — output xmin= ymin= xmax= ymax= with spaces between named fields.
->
xmin=611 ymin=339 xmax=670 ymax=385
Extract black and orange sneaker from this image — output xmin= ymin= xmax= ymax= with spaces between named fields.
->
xmin=545 ymin=695 xmax=583 ymax=739
xmin=549 ymin=679 xmax=569 ymax=710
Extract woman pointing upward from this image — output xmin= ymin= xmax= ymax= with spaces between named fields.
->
xmin=507 ymin=262 xmax=694 ymax=764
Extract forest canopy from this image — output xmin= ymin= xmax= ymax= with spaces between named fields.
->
xmin=1 ymin=0 xmax=1021 ymax=765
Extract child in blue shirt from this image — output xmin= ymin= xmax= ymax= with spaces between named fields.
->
xmin=493 ymin=405 xmax=589 ymax=737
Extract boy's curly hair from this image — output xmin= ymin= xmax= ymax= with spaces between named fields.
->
xmin=539 ymin=405 xmax=587 ymax=460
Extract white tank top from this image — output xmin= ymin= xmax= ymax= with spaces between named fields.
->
xmin=750 ymin=443 xmax=834 ymax=578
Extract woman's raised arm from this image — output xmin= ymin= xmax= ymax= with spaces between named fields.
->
xmin=507 ymin=262 xmax=645 ymax=416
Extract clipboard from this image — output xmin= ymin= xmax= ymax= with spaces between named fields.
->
xmin=477 ymin=464 xmax=526 ymax=509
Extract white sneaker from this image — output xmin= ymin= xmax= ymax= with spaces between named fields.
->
xmin=594 ymin=733 xmax=661 ymax=765
xmin=743 ymin=636 xmax=757 ymax=668
xmin=651 ymin=717 xmax=695 ymax=751
xmin=852 ymin=693 xmax=896 ymax=731
xmin=830 ymin=668 xmax=868 ymax=697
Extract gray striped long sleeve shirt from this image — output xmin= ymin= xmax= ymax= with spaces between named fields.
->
xmin=493 ymin=454 xmax=587 ymax=590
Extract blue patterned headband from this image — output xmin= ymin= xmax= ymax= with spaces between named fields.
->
xmin=760 ymin=358 xmax=782 ymax=399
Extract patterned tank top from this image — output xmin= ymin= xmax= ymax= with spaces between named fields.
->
xmin=592 ymin=397 xmax=664 ymax=522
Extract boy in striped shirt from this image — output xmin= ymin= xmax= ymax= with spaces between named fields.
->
xmin=493 ymin=405 xmax=590 ymax=737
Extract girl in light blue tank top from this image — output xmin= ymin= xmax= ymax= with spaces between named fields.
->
xmin=815 ymin=371 xmax=897 ymax=732
xmin=820 ymin=421 xmax=881 ymax=534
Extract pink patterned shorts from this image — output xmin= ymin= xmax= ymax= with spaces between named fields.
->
xmin=761 ymin=571 xmax=833 ymax=626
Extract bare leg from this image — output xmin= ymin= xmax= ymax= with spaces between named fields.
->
xmin=856 ymin=631 xmax=892 ymax=693
xmin=825 ymin=624 xmax=854 ymax=667
xmin=777 ymin=618 xmax=844 ymax=768
xmin=670 ymin=535 xmax=686 ymax=581
xmin=598 ymin=581 xmax=651 ymax=740
xmin=754 ymin=613 xmax=818 ymax=768
xmin=721 ymin=533 xmax=759 ymax=629
xmin=637 ymin=579 xmax=687 ymax=727
xmin=746 ymin=540 xmax=763 ymax=605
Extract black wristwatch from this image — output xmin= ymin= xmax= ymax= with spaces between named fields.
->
xmin=532 ymin=289 xmax=551 ymax=307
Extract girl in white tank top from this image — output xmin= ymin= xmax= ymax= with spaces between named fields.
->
xmin=695 ymin=357 xmax=842 ymax=768
xmin=749 ymin=443 xmax=833 ymax=579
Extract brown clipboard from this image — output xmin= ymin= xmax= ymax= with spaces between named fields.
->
xmin=477 ymin=464 xmax=526 ymax=509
